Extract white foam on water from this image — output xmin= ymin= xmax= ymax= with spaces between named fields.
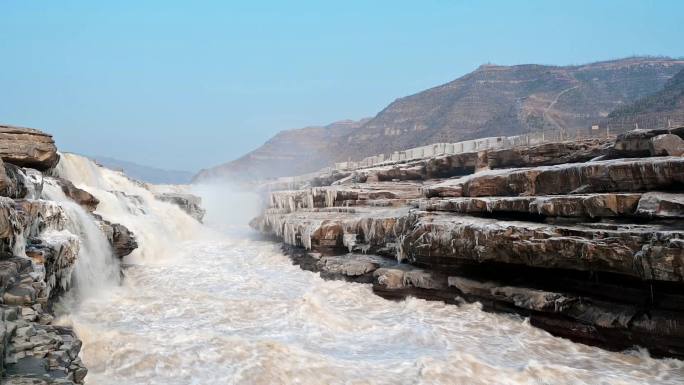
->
xmin=54 ymin=153 xmax=203 ymax=264
xmin=41 ymin=179 xmax=119 ymax=295
xmin=66 ymin=233 xmax=684 ymax=385
xmin=46 ymin=169 xmax=683 ymax=384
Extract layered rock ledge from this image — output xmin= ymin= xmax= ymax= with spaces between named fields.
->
xmin=0 ymin=124 xmax=144 ymax=384
xmin=251 ymin=126 xmax=684 ymax=358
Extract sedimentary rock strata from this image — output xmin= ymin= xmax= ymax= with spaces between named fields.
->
xmin=650 ymin=134 xmax=684 ymax=157
xmin=252 ymin=127 xmax=684 ymax=358
xmin=96 ymin=217 xmax=138 ymax=258
xmin=485 ymin=139 xmax=611 ymax=169
xmin=56 ymin=179 xmax=99 ymax=213
xmin=414 ymin=193 xmax=643 ymax=218
xmin=0 ymin=124 xmax=147 ymax=383
xmin=154 ymin=192 xmax=206 ymax=222
xmin=424 ymin=157 xmax=684 ymax=198
xmin=0 ymin=125 xmax=59 ymax=171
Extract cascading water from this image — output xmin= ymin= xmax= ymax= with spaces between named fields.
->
xmin=54 ymin=153 xmax=202 ymax=263
xmin=44 ymin=155 xmax=684 ymax=384
xmin=41 ymin=179 xmax=119 ymax=293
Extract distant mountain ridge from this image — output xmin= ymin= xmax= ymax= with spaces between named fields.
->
xmin=193 ymin=119 xmax=369 ymax=181
xmin=194 ymin=56 xmax=684 ymax=182
xmin=608 ymin=67 xmax=684 ymax=120
xmin=89 ymin=155 xmax=194 ymax=184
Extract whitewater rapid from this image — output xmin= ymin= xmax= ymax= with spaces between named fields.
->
xmin=53 ymin=154 xmax=684 ymax=385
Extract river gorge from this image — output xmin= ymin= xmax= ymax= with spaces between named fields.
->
xmin=2 ymin=126 xmax=684 ymax=384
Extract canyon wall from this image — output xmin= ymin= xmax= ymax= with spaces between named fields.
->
xmin=251 ymin=126 xmax=684 ymax=358
xmin=0 ymin=125 xmax=204 ymax=384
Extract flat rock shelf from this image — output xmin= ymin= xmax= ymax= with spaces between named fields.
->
xmin=251 ymin=127 xmax=684 ymax=358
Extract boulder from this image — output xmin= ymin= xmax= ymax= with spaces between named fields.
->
xmin=649 ymin=134 xmax=684 ymax=157
xmin=154 ymin=193 xmax=205 ymax=222
xmin=636 ymin=192 xmax=684 ymax=218
xmin=424 ymin=152 xmax=478 ymax=178
xmin=95 ymin=217 xmax=138 ymax=258
xmin=609 ymin=128 xmax=672 ymax=158
xmin=0 ymin=125 xmax=59 ymax=170
xmin=56 ymin=178 xmax=99 ymax=212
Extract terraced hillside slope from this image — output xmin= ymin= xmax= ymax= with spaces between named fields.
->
xmin=606 ymin=67 xmax=684 ymax=124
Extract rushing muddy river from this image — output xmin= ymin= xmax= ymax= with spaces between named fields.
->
xmin=54 ymin=154 xmax=683 ymax=385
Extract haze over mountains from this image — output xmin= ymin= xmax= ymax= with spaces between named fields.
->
xmin=89 ymin=155 xmax=194 ymax=184
xmin=194 ymin=57 xmax=684 ymax=182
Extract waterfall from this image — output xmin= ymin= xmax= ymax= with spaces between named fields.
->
xmin=42 ymin=180 xmax=120 ymax=294
xmin=54 ymin=152 xmax=202 ymax=263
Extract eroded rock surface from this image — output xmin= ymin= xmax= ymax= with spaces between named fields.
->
xmin=0 ymin=126 xmax=59 ymax=171
xmin=55 ymin=179 xmax=98 ymax=213
xmin=650 ymin=134 xmax=684 ymax=157
xmin=416 ymin=194 xmax=642 ymax=218
xmin=154 ymin=193 xmax=205 ymax=222
xmin=486 ymin=139 xmax=610 ymax=169
xmin=95 ymin=217 xmax=138 ymax=258
xmin=424 ymin=157 xmax=684 ymax=198
xmin=0 ymin=124 xmax=97 ymax=383
xmin=251 ymin=128 xmax=684 ymax=358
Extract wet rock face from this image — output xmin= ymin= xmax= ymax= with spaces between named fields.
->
xmin=0 ymin=124 xmax=99 ymax=383
xmin=448 ymin=275 xmax=684 ymax=358
xmin=423 ymin=152 xmax=479 ymax=178
xmin=400 ymin=213 xmax=684 ymax=282
xmin=0 ymin=126 xmax=59 ymax=171
xmin=109 ymin=223 xmax=137 ymax=258
xmin=1 ymin=304 xmax=87 ymax=385
xmin=55 ymin=179 xmax=99 ymax=213
xmin=98 ymin=220 xmax=138 ymax=258
xmin=154 ymin=193 xmax=205 ymax=222
xmin=1 ymin=164 xmax=30 ymax=200
xmin=0 ymin=227 xmax=86 ymax=383
xmin=252 ymin=128 xmax=684 ymax=358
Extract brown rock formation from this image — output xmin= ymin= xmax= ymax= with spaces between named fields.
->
xmin=650 ymin=134 xmax=684 ymax=156
xmin=251 ymin=127 xmax=684 ymax=358
xmin=0 ymin=125 xmax=59 ymax=171
xmin=416 ymin=194 xmax=642 ymax=218
xmin=154 ymin=193 xmax=206 ymax=222
xmin=96 ymin=218 xmax=138 ymax=258
xmin=56 ymin=178 xmax=99 ymax=212
xmin=486 ymin=139 xmax=610 ymax=169
xmin=424 ymin=157 xmax=684 ymax=198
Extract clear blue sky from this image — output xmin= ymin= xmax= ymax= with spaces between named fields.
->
xmin=1 ymin=0 xmax=682 ymax=172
